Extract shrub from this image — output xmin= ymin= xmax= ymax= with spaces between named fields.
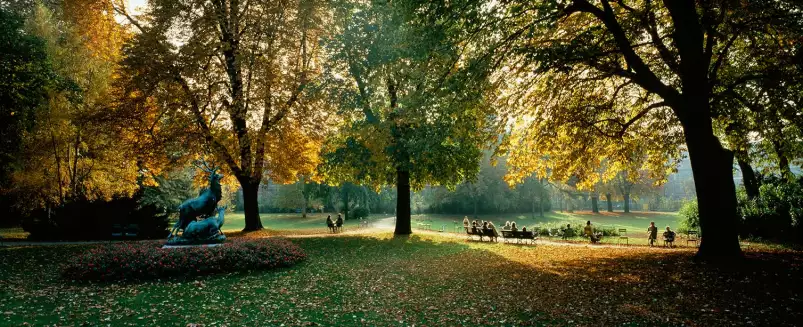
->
xmin=351 ymin=207 xmax=369 ymax=220
xmin=678 ymin=200 xmax=700 ymax=235
xmin=61 ymin=238 xmax=307 ymax=282
xmin=737 ymin=175 xmax=803 ymax=243
xmin=22 ymin=196 xmax=169 ymax=241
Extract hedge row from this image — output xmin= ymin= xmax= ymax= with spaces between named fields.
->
xmin=61 ymin=238 xmax=306 ymax=281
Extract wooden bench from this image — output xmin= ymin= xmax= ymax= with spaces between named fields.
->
xmin=464 ymin=227 xmax=496 ymax=242
xmin=501 ymin=230 xmax=537 ymax=244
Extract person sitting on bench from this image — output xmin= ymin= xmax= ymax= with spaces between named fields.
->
xmin=561 ymin=224 xmax=574 ymax=240
xmin=503 ymin=221 xmax=512 ymax=231
xmin=510 ymin=222 xmax=518 ymax=232
xmin=663 ymin=226 xmax=676 ymax=247
xmin=463 ymin=216 xmax=470 ymax=228
xmin=335 ymin=214 xmax=344 ymax=232
xmin=326 ymin=215 xmax=335 ymax=233
xmin=584 ymin=221 xmax=602 ymax=243
xmin=522 ymin=226 xmax=527 ymax=232
xmin=471 ymin=220 xmax=479 ymax=234
xmin=488 ymin=221 xmax=500 ymax=239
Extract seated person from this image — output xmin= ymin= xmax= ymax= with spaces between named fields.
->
xmin=584 ymin=221 xmax=602 ymax=243
xmin=463 ymin=216 xmax=470 ymax=228
xmin=561 ymin=224 xmax=574 ymax=239
xmin=502 ymin=221 xmax=512 ymax=231
xmin=510 ymin=222 xmax=518 ymax=232
xmin=471 ymin=220 xmax=479 ymax=233
xmin=326 ymin=215 xmax=335 ymax=233
xmin=487 ymin=221 xmax=500 ymax=238
xmin=335 ymin=214 xmax=344 ymax=232
xmin=522 ymin=226 xmax=527 ymax=232
xmin=663 ymin=226 xmax=676 ymax=247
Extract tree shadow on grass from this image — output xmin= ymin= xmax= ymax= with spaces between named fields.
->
xmin=1 ymin=235 xmax=801 ymax=327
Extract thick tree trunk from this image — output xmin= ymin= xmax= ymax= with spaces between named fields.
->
xmin=623 ymin=194 xmax=630 ymax=213
xmin=772 ymin=140 xmax=793 ymax=180
xmin=682 ymin=110 xmax=742 ymax=261
xmin=395 ymin=169 xmax=412 ymax=235
xmin=736 ymin=156 xmax=760 ymax=200
xmin=302 ymin=195 xmax=308 ymax=218
xmin=343 ymin=189 xmax=349 ymax=220
xmin=591 ymin=194 xmax=599 ymax=213
xmin=606 ymin=193 xmax=613 ymax=212
xmin=241 ymin=180 xmax=263 ymax=231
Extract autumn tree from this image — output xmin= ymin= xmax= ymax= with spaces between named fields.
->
xmin=116 ymin=0 xmax=333 ymax=231
xmin=470 ymin=0 xmax=803 ymax=260
xmin=7 ymin=3 xmax=144 ymax=212
xmin=319 ymin=0 xmax=495 ymax=234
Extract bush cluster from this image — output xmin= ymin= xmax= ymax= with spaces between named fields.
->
xmin=61 ymin=238 xmax=307 ymax=282
xmin=737 ymin=176 xmax=803 ymax=243
xmin=22 ymin=196 xmax=169 ymax=241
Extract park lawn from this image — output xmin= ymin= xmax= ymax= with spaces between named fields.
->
xmin=221 ymin=212 xmax=392 ymax=233
xmin=1 ymin=234 xmax=802 ymax=326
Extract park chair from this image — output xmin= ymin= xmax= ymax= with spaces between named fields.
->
xmin=663 ymin=233 xmax=675 ymax=248
xmin=111 ymin=223 xmax=124 ymax=239
xmin=124 ymin=224 xmax=139 ymax=238
xmin=686 ymin=230 xmax=700 ymax=247
xmin=548 ymin=228 xmax=559 ymax=240
xmin=465 ymin=227 xmax=479 ymax=241
xmin=617 ymin=228 xmax=629 ymax=246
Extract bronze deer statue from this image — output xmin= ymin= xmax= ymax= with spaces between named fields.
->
xmin=169 ymin=160 xmax=223 ymax=238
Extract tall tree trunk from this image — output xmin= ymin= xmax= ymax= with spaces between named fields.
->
xmin=772 ymin=140 xmax=793 ymax=180
xmin=606 ymin=193 xmax=613 ymax=212
xmin=538 ymin=193 xmax=545 ymax=218
xmin=342 ymin=187 xmax=350 ymax=220
xmin=301 ymin=175 xmax=308 ymax=218
xmin=623 ymin=193 xmax=630 ymax=213
xmin=302 ymin=194 xmax=308 ymax=218
xmin=736 ymin=156 xmax=760 ymax=200
xmin=395 ymin=169 xmax=412 ymax=235
xmin=591 ymin=194 xmax=599 ymax=213
xmin=681 ymin=107 xmax=742 ymax=260
xmin=241 ymin=179 xmax=263 ymax=231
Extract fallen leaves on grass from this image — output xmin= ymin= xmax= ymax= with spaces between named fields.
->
xmin=0 ymin=233 xmax=801 ymax=326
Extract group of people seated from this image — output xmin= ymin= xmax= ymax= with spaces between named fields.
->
xmin=462 ymin=217 xmax=500 ymax=241
xmin=326 ymin=214 xmax=344 ymax=233
xmin=649 ymin=221 xmax=676 ymax=247
xmin=459 ymin=216 xmax=679 ymax=247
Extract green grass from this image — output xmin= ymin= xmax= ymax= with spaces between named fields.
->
xmin=1 ymin=233 xmax=801 ymax=326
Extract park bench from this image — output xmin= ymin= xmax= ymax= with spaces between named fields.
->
xmin=464 ymin=227 xmax=496 ymax=242
xmin=502 ymin=230 xmax=536 ymax=243
xmin=501 ymin=230 xmax=537 ymax=244
xmin=110 ymin=223 xmax=139 ymax=241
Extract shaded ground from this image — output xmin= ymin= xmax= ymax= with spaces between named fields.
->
xmin=1 ymin=233 xmax=801 ymax=326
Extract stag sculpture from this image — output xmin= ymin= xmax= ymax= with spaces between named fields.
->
xmin=168 ymin=161 xmax=223 ymax=239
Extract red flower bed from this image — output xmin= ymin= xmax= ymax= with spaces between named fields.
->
xmin=61 ymin=238 xmax=307 ymax=281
